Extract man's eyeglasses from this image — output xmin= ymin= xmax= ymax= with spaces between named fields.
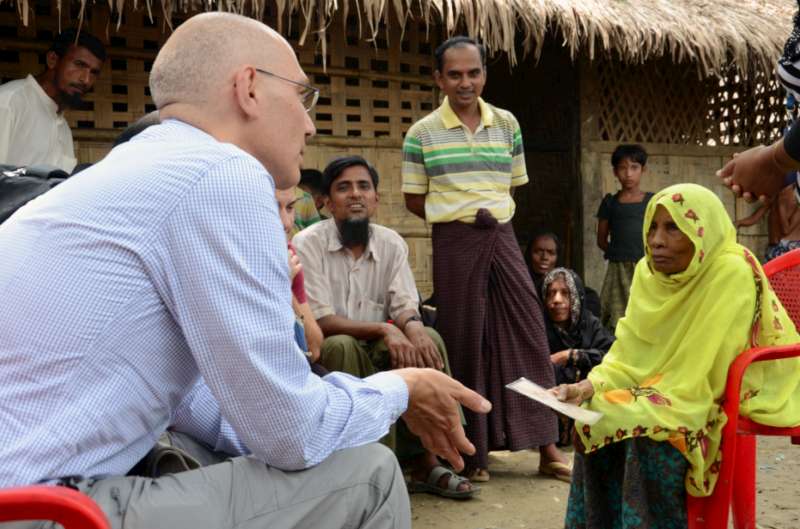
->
xmin=255 ymin=68 xmax=319 ymax=113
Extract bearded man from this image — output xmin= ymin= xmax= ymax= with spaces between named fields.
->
xmin=293 ymin=155 xmax=478 ymax=499
xmin=0 ymin=29 xmax=105 ymax=172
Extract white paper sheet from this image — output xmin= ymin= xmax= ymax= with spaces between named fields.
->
xmin=505 ymin=377 xmax=604 ymax=425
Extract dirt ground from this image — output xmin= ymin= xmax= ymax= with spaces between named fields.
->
xmin=410 ymin=436 xmax=800 ymax=529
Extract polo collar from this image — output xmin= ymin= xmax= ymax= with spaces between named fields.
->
xmin=439 ymin=96 xmax=494 ymax=129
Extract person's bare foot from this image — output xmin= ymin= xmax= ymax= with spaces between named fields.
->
xmin=538 ymin=443 xmax=572 ymax=481
xmin=465 ymin=467 xmax=490 ymax=482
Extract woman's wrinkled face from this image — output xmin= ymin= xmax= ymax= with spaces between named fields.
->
xmin=646 ymin=204 xmax=695 ymax=275
xmin=546 ymin=278 xmax=571 ymax=326
xmin=530 ymin=236 xmax=558 ymax=276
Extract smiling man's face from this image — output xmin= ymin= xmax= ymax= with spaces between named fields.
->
xmin=434 ymin=44 xmax=486 ymax=113
xmin=325 ymin=165 xmax=379 ymax=223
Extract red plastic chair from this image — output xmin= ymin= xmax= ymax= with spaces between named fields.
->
xmin=0 ymin=486 xmax=109 ymax=528
xmin=687 ymin=248 xmax=800 ymax=529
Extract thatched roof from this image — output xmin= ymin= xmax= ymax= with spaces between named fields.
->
xmin=9 ymin=0 xmax=797 ymax=76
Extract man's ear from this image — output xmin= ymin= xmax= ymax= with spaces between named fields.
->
xmin=46 ymin=51 xmax=60 ymax=70
xmin=232 ymin=67 xmax=260 ymax=119
xmin=433 ymin=70 xmax=445 ymax=91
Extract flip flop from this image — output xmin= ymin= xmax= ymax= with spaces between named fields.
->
xmin=408 ymin=465 xmax=479 ymax=499
xmin=539 ymin=461 xmax=572 ymax=483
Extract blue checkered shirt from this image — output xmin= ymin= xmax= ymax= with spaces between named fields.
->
xmin=0 ymin=119 xmax=408 ymax=487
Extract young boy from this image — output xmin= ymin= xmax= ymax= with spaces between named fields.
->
xmin=596 ymin=144 xmax=653 ymax=331
xmin=735 ymin=180 xmax=800 ymax=261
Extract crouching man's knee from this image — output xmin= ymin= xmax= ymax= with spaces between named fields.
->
xmin=320 ymin=335 xmax=380 ymax=378
xmin=319 ymin=335 xmax=360 ymax=369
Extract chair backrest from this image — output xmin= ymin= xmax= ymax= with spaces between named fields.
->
xmin=764 ymin=249 xmax=800 ymax=328
xmin=0 ymin=486 xmax=109 ymax=529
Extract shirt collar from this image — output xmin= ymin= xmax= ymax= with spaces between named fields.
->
xmin=142 ymin=119 xmax=225 ymax=146
xmin=324 ymin=219 xmax=378 ymax=261
xmin=26 ymin=74 xmax=60 ymax=116
xmin=439 ymin=96 xmax=494 ymax=129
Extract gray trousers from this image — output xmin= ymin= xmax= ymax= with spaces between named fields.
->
xmin=4 ymin=433 xmax=410 ymax=529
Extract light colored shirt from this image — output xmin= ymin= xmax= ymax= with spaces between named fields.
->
xmin=0 ymin=74 xmax=77 ymax=172
xmin=0 ymin=119 xmax=408 ymax=487
xmin=401 ymin=97 xmax=528 ymax=224
xmin=292 ymin=219 xmax=420 ymax=322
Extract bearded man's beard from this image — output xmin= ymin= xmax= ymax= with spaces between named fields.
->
xmin=339 ymin=218 xmax=370 ymax=247
xmin=58 ymin=86 xmax=87 ymax=109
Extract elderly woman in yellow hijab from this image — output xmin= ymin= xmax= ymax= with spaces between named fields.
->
xmin=556 ymin=183 xmax=800 ymax=528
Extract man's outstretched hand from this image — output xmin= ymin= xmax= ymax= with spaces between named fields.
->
xmin=717 ymin=140 xmax=796 ymax=204
xmin=396 ymin=368 xmax=491 ymax=472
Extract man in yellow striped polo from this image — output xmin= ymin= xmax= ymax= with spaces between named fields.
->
xmin=401 ymin=36 xmax=570 ymax=483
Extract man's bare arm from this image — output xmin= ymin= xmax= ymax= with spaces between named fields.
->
xmin=317 ymin=314 xmax=391 ymax=341
xmin=404 ymin=193 xmax=426 ymax=220
xmin=734 ymin=204 xmax=770 ymax=229
xmin=395 ymin=309 xmax=443 ymax=369
xmin=596 ymin=219 xmax=610 ymax=253
xmin=718 ymin=136 xmax=799 ymax=203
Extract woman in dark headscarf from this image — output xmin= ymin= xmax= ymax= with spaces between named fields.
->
xmin=543 ymin=267 xmax=614 ymax=384
xmin=542 ymin=267 xmax=615 ymax=446
xmin=527 ymin=231 xmax=602 ymax=318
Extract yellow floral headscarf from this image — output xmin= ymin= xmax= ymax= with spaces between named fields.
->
xmin=577 ymin=183 xmax=800 ymax=497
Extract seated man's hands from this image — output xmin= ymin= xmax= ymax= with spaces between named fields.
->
xmin=384 ymin=322 xmax=439 ymax=369
xmin=717 ymin=140 xmax=794 ymax=204
xmin=382 ymin=324 xmax=420 ymax=368
xmin=403 ymin=321 xmax=444 ymax=370
xmin=550 ymin=379 xmax=595 ymax=406
xmin=396 ymin=368 xmax=491 ymax=472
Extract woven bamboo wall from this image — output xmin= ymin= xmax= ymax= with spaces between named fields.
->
xmin=0 ymin=3 xmax=440 ymax=140
xmin=0 ymin=2 xmax=439 ymax=295
xmin=594 ymin=56 xmax=787 ymax=147
xmin=5 ymin=4 xmax=788 ymax=297
xmin=580 ymin=56 xmax=785 ymax=291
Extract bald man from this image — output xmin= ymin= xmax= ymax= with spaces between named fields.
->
xmin=0 ymin=13 xmax=489 ymax=529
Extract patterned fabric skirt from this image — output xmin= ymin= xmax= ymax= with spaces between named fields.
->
xmin=600 ymin=260 xmax=637 ymax=332
xmin=765 ymin=239 xmax=800 ymax=262
xmin=565 ymin=438 xmax=688 ymax=529
xmin=432 ymin=214 xmax=558 ymax=471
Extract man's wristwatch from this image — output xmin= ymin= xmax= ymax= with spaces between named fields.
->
xmin=405 ymin=315 xmax=423 ymax=326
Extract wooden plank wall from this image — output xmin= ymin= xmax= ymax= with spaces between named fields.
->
xmin=0 ymin=2 xmax=440 ymax=296
xmin=579 ymin=141 xmax=754 ymax=292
